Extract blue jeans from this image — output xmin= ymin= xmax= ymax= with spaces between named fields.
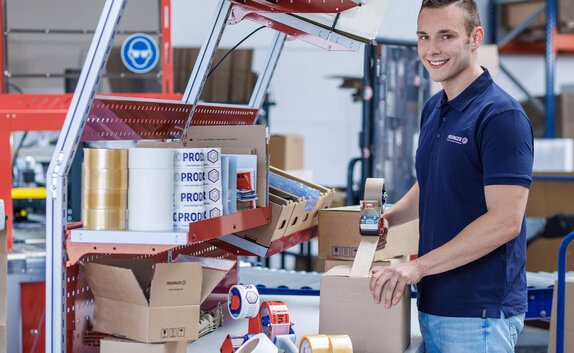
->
xmin=418 ymin=311 xmax=525 ymax=353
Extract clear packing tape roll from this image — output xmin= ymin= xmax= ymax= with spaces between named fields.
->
xmin=82 ymin=168 xmax=128 ymax=190
xmin=84 ymin=148 xmax=128 ymax=170
xmin=300 ymin=335 xmax=353 ymax=353
xmin=82 ymin=208 xmax=126 ymax=231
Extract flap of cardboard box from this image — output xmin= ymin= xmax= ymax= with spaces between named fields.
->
xmin=150 ymin=262 xmax=202 ymax=307
xmin=324 ymin=256 xmax=405 ymax=278
xmin=84 ymin=262 xmax=149 ymax=306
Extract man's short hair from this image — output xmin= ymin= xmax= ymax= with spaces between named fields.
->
xmin=420 ymin=0 xmax=481 ymax=36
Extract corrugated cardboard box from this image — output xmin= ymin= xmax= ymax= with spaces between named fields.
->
xmin=84 ymin=260 xmax=230 ymax=343
xmin=527 ymin=237 xmax=574 ymax=272
xmin=318 ymin=206 xmax=419 ymax=260
xmin=100 ymin=337 xmax=187 ymax=353
xmin=319 ymin=257 xmax=410 ymax=353
xmin=269 ymin=135 xmax=304 ymax=170
xmin=548 ymin=279 xmax=574 ymax=353
xmin=526 ymin=173 xmax=574 ymax=217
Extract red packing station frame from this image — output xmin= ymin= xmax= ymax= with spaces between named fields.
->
xmin=0 ymin=0 xmax=174 ymax=250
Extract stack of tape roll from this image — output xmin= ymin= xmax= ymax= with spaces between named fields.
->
xmin=203 ymin=147 xmax=223 ymax=219
xmin=128 ymin=148 xmax=174 ymax=231
xmin=173 ymin=148 xmax=207 ymax=229
xmin=82 ymin=148 xmax=127 ymax=230
xmin=300 ymin=335 xmax=353 ymax=353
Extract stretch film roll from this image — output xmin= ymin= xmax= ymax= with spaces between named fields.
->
xmin=327 ymin=335 xmax=353 ymax=353
xmin=129 ymin=148 xmax=174 ymax=169
xmin=82 ymin=189 xmax=127 ymax=210
xmin=236 ymin=333 xmax=278 ymax=353
xmin=299 ymin=335 xmax=331 ymax=353
xmin=228 ymin=285 xmax=261 ymax=320
xmin=83 ymin=148 xmax=128 ymax=170
xmin=82 ymin=208 xmax=126 ymax=230
xmin=82 ymin=168 xmax=128 ymax=190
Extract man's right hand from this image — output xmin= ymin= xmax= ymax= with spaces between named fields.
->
xmin=376 ymin=216 xmax=389 ymax=251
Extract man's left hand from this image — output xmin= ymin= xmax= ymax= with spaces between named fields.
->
xmin=370 ymin=260 xmax=423 ymax=308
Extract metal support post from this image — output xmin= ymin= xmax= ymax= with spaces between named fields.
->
xmin=497 ymin=4 xmax=546 ymax=48
xmin=249 ymin=32 xmax=286 ymax=111
xmin=181 ymin=0 xmax=232 ymax=137
xmin=556 ymin=231 xmax=574 ymax=353
xmin=45 ymin=0 xmax=125 ymax=351
xmin=545 ymin=0 xmax=556 ymax=138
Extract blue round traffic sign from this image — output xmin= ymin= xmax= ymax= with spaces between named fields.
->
xmin=121 ymin=33 xmax=159 ymax=74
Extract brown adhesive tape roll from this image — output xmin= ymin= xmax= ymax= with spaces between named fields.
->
xmin=327 ymin=335 xmax=353 ymax=353
xmin=82 ymin=189 xmax=127 ymax=210
xmin=82 ymin=208 xmax=126 ymax=230
xmin=299 ymin=335 xmax=330 ymax=353
xmin=82 ymin=168 xmax=128 ymax=190
xmin=363 ymin=178 xmax=386 ymax=207
xmin=83 ymin=148 xmax=128 ymax=170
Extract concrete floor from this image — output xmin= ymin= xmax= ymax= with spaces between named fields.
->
xmin=516 ymin=325 xmax=549 ymax=353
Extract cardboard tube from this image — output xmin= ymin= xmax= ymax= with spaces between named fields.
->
xmin=83 ymin=148 xmax=127 ymax=170
xmin=82 ymin=208 xmax=126 ymax=230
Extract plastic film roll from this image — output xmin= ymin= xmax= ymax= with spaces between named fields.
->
xmin=82 ymin=189 xmax=127 ymax=210
xmin=228 ymin=285 xmax=261 ymax=320
xmin=83 ymin=148 xmax=127 ymax=170
xmin=299 ymin=335 xmax=331 ymax=353
xmin=82 ymin=208 xmax=126 ymax=230
xmin=327 ymin=335 xmax=353 ymax=353
xmin=129 ymin=148 xmax=174 ymax=169
xmin=82 ymin=168 xmax=128 ymax=190
xmin=236 ymin=333 xmax=278 ymax=353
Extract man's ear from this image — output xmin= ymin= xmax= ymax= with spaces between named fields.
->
xmin=471 ymin=26 xmax=484 ymax=51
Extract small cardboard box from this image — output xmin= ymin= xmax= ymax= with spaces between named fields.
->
xmin=269 ymin=134 xmax=304 ymax=170
xmin=320 ymin=257 xmax=410 ymax=353
xmin=526 ymin=237 xmax=574 ymax=272
xmin=318 ymin=206 xmax=419 ymax=260
xmin=526 ymin=172 xmax=574 ymax=217
xmin=100 ymin=337 xmax=187 ymax=353
xmin=84 ymin=260 xmax=230 ymax=343
xmin=548 ymin=279 xmax=574 ymax=353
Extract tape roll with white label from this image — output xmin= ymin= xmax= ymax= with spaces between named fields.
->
xmin=173 ymin=148 xmax=205 ymax=168
xmin=236 ymin=333 xmax=278 ymax=353
xmin=299 ymin=335 xmax=330 ymax=353
xmin=173 ymin=206 xmax=206 ymax=229
xmin=228 ymin=285 xmax=261 ymax=320
xmin=203 ymin=147 xmax=221 ymax=168
xmin=259 ymin=301 xmax=291 ymax=341
xmin=327 ymin=335 xmax=353 ymax=353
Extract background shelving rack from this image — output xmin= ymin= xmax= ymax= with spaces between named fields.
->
xmin=490 ymin=0 xmax=574 ymax=138
xmin=45 ymin=0 xmax=367 ymax=352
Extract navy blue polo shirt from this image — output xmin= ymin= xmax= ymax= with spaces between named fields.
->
xmin=415 ymin=68 xmax=533 ymax=319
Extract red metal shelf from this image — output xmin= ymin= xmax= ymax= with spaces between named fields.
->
xmin=499 ymin=31 xmax=574 ymax=55
xmin=64 ymin=206 xmax=271 ymax=266
xmin=229 ymin=0 xmax=358 ymax=14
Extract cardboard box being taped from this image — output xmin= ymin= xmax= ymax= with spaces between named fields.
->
xmin=83 ymin=258 xmax=233 ymax=343
xmin=320 ymin=256 xmax=410 ymax=353
xmin=318 ymin=205 xmax=419 ymax=260
xmin=100 ymin=337 xmax=186 ymax=353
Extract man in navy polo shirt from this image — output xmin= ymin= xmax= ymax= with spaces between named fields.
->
xmin=369 ymin=0 xmax=533 ymax=351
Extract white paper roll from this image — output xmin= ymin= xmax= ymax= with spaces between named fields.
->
xmin=174 ymin=168 xmax=205 ymax=188
xmin=173 ymin=148 xmax=205 ymax=168
xmin=128 ymin=208 xmax=173 ymax=231
xmin=236 ymin=333 xmax=278 ymax=353
xmin=204 ymin=167 xmax=222 ymax=187
xmin=173 ymin=206 xmax=206 ymax=228
xmin=129 ymin=148 xmax=174 ymax=169
xmin=174 ymin=186 xmax=207 ymax=208
xmin=129 ymin=169 xmax=174 ymax=207
xmin=203 ymin=147 xmax=222 ymax=168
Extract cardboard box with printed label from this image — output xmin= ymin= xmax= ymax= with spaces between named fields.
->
xmin=83 ymin=259 xmax=232 ymax=343
xmin=320 ymin=257 xmax=410 ymax=353
xmin=269 ymin=135 xmax=304 ymax=170
xmin=100 ymin=337 xmax=187 ymax=353
xmin=318 ymin=205 xmax=419 ymax=260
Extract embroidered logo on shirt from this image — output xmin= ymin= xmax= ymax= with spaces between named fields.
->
xmin=447 ymin=134 xmax=468 ymax=145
